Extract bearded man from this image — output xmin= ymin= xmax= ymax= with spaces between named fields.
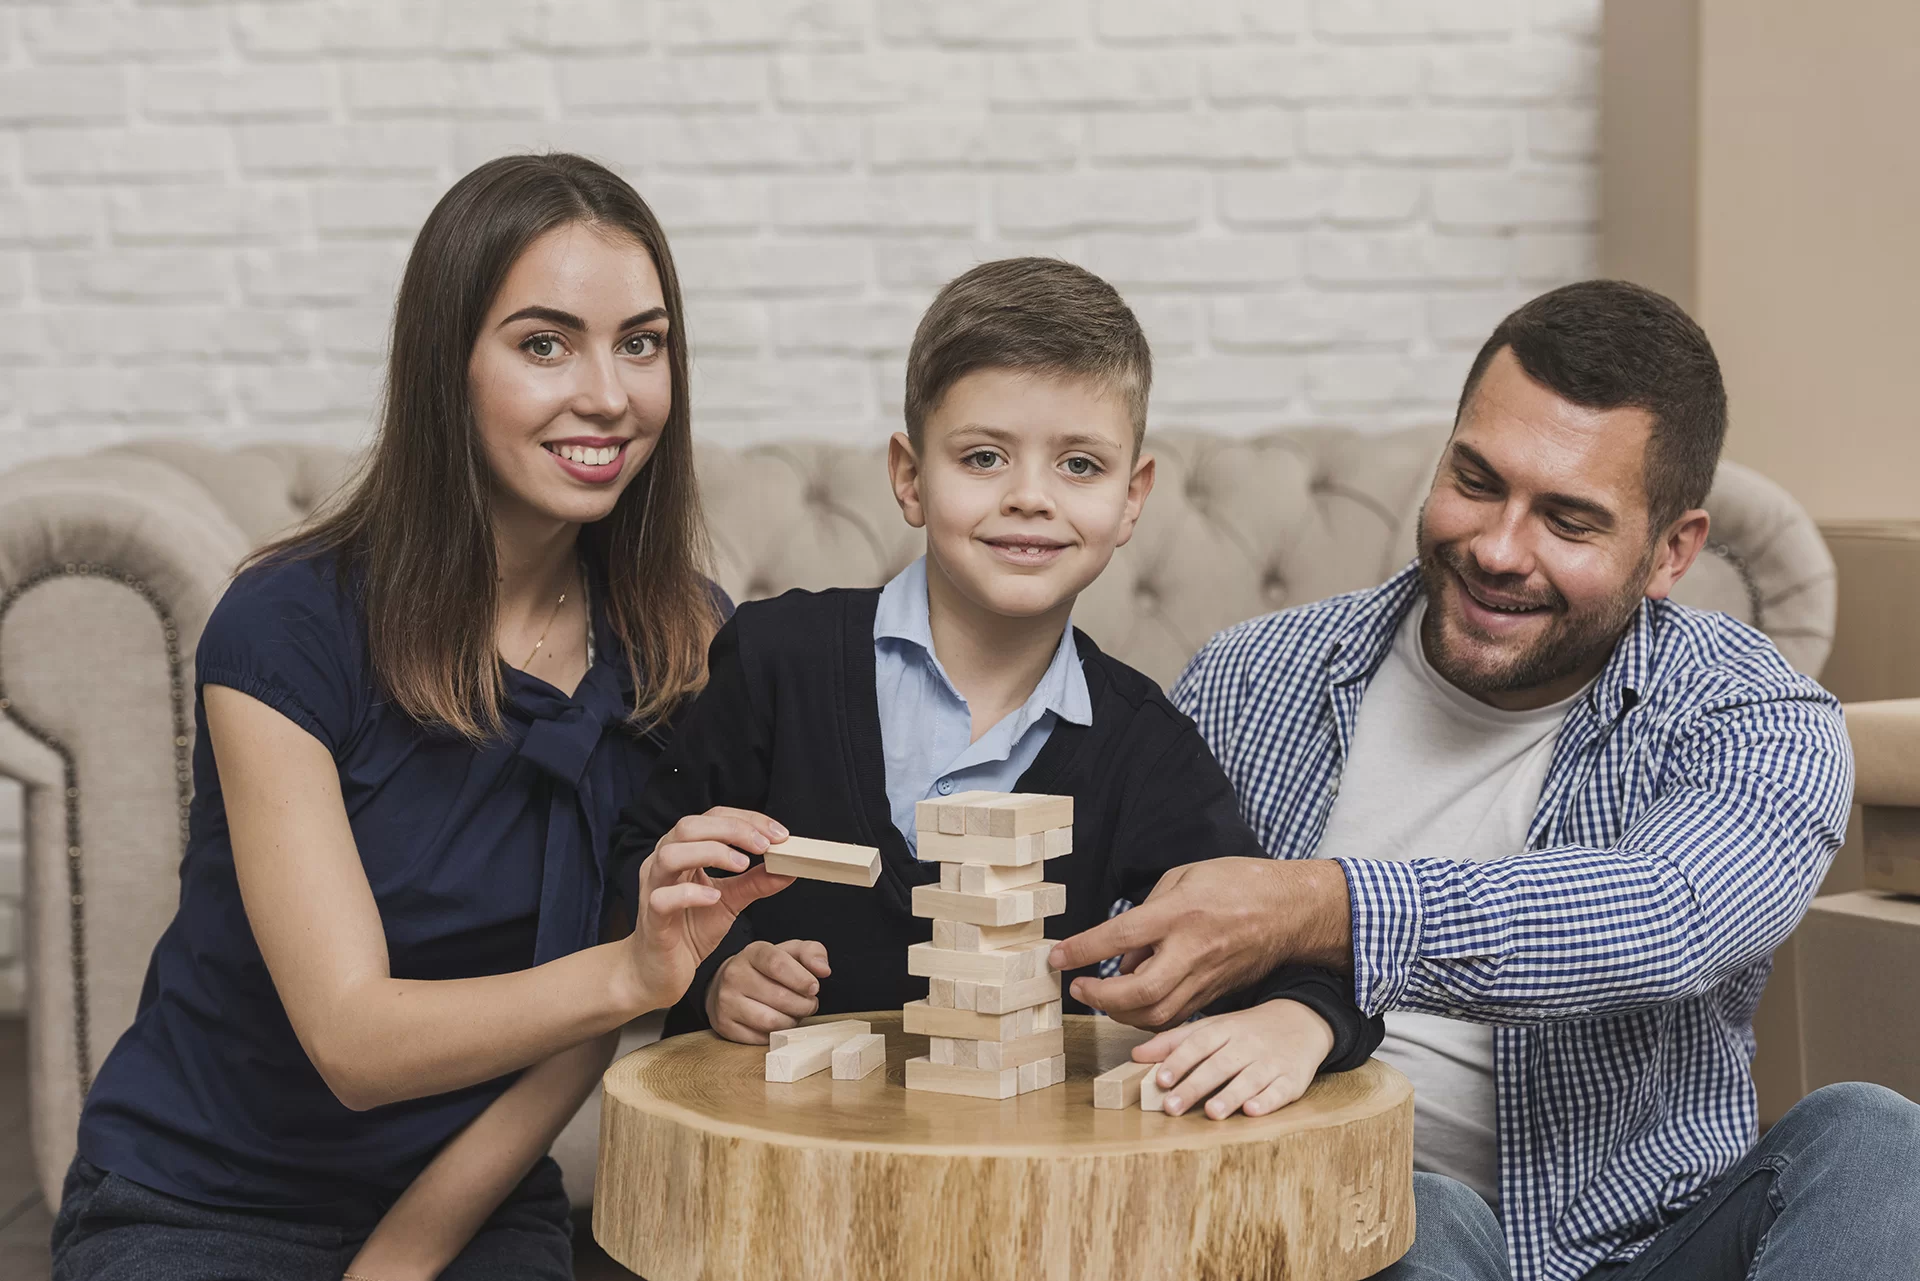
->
xmin=1050 ymin=281 xmax=1920 ymax=1281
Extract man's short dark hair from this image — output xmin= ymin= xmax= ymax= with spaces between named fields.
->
xmin=904 ymin=257 xmax=1151 ymax=451
xmin=1456 ymin=280 xmax=1728 ymax=531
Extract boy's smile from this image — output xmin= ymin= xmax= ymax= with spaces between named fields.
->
xmin=889 ymin=367 xmax=1155 ymax=630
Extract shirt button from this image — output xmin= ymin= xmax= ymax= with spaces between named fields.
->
xmin=936 ymin=779 xmax=954 ymax=795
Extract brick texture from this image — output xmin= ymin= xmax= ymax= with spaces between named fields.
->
xmin=0 ymin=0 xmax=1598 ymax=458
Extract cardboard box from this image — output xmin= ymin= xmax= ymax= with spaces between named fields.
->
xmin=1760 ymin=892 xmax=1920 ymax=1112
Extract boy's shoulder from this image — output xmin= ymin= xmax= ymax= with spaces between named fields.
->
xmin=1071 ymin=630 xmax=1195 ymax=736
xmin=728 ymin=585 xmax=881 ymax=661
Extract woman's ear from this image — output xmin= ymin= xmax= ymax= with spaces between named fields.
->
xmin=887 ymin=431 xmax=927 ymax=530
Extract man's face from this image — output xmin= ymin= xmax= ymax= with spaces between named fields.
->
xmin=1417 ymin=347 xmax=1674 ymax=710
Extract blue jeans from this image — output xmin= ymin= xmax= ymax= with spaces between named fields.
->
xmin=1372 ymin=1082 xmax=1920 ymax=1280
xmin=50 ymin=1154 xmax=573 ymax=1281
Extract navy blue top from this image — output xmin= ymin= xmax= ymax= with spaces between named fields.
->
xmin=76 ymin=551 xmax=679 ymax=1223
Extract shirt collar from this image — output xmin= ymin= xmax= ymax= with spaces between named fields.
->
xmin=875 ymin=556 xmax=1093 ymax=731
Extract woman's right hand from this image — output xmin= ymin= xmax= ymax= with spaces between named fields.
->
xmin=706 ymin=939 xmax=833 ymax=1044
xmin=625 ymin=807 xmax=794 ymax=1014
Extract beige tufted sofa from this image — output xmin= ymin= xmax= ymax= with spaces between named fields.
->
xmin=0 ymin=429 xmax=1838 ymax=1211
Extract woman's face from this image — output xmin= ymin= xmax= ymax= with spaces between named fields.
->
xmin=469 ymin=221 xmax=673 ymax=529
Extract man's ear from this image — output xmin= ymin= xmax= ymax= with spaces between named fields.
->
xmin=887 ymin=431 xmax=927 ymax=530
xmin=1644 ymin=508 xmax=1710 ymax=600
xmin=1113 ymin=450 xmax=1157 ymax=550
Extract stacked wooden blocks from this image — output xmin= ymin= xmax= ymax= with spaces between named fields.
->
xmin=903 ymin=792 xmax=1072 ymax=1100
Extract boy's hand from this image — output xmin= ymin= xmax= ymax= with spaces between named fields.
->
xmin=625 ymin=808 xmax=794 ymax=1014
xmin=1132 ymin=998 xmax=1335 ymax=1119
xmin=707 ymin=939 xmax=833 ymax=1044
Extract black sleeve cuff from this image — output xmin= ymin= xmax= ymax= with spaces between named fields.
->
xmin=1203 ymin=964 xmax=1385 ymax=1075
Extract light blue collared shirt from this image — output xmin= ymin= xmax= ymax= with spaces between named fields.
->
xmin=874 ymin=557 xmax=1093 ymax=855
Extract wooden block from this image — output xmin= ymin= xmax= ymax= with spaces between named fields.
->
xmin=954 ymin=980 xmax=979 ymax=1010
xmin=1017 ymin=1058 xmax=1043 ymax=1094
xmin=915 ymin=790 xmax=1001 ymax=836
xmin=972 ymin=969 xmax=1062 ymax=1015
xmin=929 ymin=1036 xmax=978 ymax=1068
xmin=1013 ymin=1005 xmax=1035 ymax=1037
xmin=947 ymin=918 xmax=1045 ymax=952
xmin=765 ymin=1040 xmax=837 ymax=1083
xmin=762 ymin=835 xmax=881 ymax=888
xmin=902 ymin=999 xmax=1026 ymax=1041
xmin=911 ymin=882 xmax=1065 ymax=927
xmin=767 ymin=1020 xmax=870 ymax=1052
xmin=1047 ymin=1053 xmax=1065 ymax=1084
xmin=1140 ymin=1068 xmax=1168 ymax=1112
xmin=904 ymin=1056 xmax=1019 ymax=1099
xmin=1044 ymin=825 xmax=1072 ymax=858
xmin=972 ymin=1028 xmax=1064 ymax=1071
xmin=831 ymin=1033 xmax=886 ymax=1080
xmin=915 ymin=829 xmax=1048 ymax=867
xmin=1093 ymin=1061 xmax=1153 ymax=1109
xmin=1032 ymin=999 xmax=1062 ymax=1032
xmin=963 ymin=793 xmax=1073 ymax=838
xmin=907 ymin=941 xmax=1046 ymax=984
xmin=956 ymin=860 xmax=1047 ymax=894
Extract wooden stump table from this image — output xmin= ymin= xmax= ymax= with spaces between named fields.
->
xmin=595 ymin=1013 xmax=1414 ymax=1281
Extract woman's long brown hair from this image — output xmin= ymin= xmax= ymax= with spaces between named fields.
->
xmin=250 ymin=153 xmax=718 ymax=740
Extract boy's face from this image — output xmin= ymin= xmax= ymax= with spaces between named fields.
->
xmin=888 ymin=367 xmax=1155 ymax=621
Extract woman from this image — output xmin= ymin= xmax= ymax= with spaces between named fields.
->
xmin=52 ymin=154 xmax=789 ymax=1281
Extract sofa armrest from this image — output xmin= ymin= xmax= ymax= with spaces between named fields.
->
xmin=0 ymin=453 xmax=255 ymax=1209
xmin=1845 ymin=699 xmax=1920 ymax=897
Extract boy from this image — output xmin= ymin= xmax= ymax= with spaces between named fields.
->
xmin=612 ymin=259 xmax=1381 ymax=1117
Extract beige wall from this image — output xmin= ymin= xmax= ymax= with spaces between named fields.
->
xmin=1604 ymin=0 xmax=1920 ymax=522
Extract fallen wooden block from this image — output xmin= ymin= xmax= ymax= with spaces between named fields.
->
xmin=761 ymin=835 xmax=882 ymax=887
xmin=940 ymin=860 xmax=1046 ymax=894
xmin=830 ymin=1032 xmax=886 ymax=1080
xmin=766 ymin=1039 xmax=839 ymax=1083
xmin=904 ymin=1055 xmax=1019 ymax=1099
xmin=911 ymin=882 xmax=1065 ymax=927
xmin=1093 ymin=1061 xmax=1153 ymax=1109
xmin=971 ymin=1027 xmax=1064 ymax=1072
xmin=767 ymin=1020 xmax=870 ymax=1052
xmin=914 ymin=826 xmax=1071 ymax=867
xmin=907 ymin=938 xmax=1054 ymax=985
xmin=932 ymin=917 xmax=1045 ymax=952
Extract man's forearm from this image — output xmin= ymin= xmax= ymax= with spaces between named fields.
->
xmin=346 ymin=1030 xmax=621 ymax=1281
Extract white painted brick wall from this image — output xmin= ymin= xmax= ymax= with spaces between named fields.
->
xmin=0 ymin=0 xmax=1599 ymax=462
xmin=0 ymin=1 xmax=1598 ymax=1011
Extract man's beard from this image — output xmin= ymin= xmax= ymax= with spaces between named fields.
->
xmin=1415 ymin=520 xmax=1651 ymax=700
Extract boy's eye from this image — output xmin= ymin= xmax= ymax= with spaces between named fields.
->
xmin=1062 ymin=456 xmax=1101 ymax=478
xmin=962 ymin=449 xmax=1003 ymax=470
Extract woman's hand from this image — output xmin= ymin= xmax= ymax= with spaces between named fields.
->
xmin=707 ymin=939 xmax=833 ymax=1044
xmin=1131 ymin=999 xmax=1335 ymax=1119
xmin=625 ymin=807 xmax=794 ymax=1012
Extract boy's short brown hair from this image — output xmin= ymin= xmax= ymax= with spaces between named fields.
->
xmin=904 ymin=257 xmax=1151 ymax=450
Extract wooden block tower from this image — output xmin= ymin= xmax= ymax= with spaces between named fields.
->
xmin=902 ymin=791 xmax=1072 ymax=1100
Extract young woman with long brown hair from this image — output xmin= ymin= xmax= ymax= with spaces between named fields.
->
xmin=51 ymin=154 xmax=790 ymax=1281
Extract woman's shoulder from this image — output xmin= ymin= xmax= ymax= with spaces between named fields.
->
xmin=209 ymin=546 xmax=362 ymax=647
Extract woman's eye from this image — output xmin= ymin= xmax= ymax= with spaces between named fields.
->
xmin=623 ymin=332 xmax=662 ymax=357
xmin=1063 ymin=456 xmax=1101 ymax=477
xmin=523 ymin=334 xmax=561 ymax=360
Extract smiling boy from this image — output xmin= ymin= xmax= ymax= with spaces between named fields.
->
xmin=611 ymin=259 xmax=1380 ymax=1113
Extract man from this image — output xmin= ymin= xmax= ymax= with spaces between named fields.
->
xmin=1049 ymin=281 xmax=1920 ymax=1280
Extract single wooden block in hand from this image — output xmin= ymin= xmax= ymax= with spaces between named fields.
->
xmin=762 ymin=835 xmax=881 ymax=887
xmin=1093 ymin=1061 xmax=1153 ymax=1110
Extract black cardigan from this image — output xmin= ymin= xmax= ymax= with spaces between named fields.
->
xmin=610 ymin=587 xmax=1383 ymax=1070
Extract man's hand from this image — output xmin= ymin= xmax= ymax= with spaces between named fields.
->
xmin=1048 ymin=858 xmax=1354 ymax=1029
xmin=707 ymin=939 xmax=832 ymax=1044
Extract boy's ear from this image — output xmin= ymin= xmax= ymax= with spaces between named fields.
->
xmin=887 ymin=431 xmax=928 ymax=530
xmin=1112 ymin=451 xmax=1156 ymax=551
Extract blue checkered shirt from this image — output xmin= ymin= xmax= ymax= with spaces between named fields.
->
xmin=1171 ymin=565 xmax=1852 ymax=1281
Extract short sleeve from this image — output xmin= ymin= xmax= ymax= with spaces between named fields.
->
xmin=195 ymin=554 xmax=365 ymax=756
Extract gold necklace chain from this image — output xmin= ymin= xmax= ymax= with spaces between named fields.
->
xmin=522 ymin=584 xmax=568 ymax=668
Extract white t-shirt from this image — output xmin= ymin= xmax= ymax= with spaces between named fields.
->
xmin=1314 ymin=601 xmax=1589 ymax=1206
